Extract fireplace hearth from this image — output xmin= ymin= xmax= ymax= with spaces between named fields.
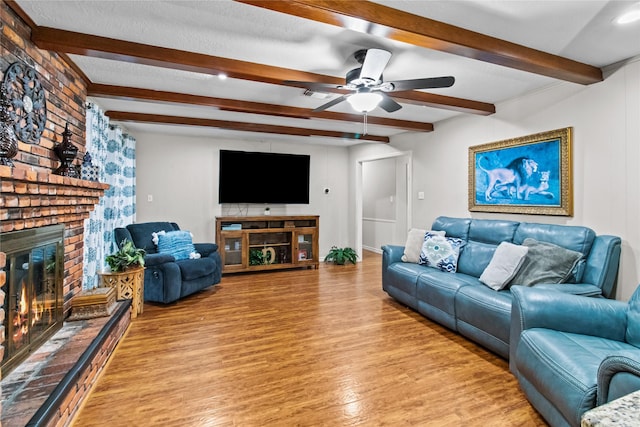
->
xmin=0 ymin=224 xmax=64 ymax=375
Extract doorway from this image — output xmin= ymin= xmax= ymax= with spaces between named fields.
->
xmin=356 ymin=152 xmax=411 ymax=256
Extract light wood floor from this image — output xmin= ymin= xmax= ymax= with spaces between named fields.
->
xmin=72 ymin=251 xmax=546 ymax=426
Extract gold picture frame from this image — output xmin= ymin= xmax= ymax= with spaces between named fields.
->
xmin=468 ymin=127 xmax=573 ymax=216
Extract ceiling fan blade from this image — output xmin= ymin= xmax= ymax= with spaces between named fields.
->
xmin=359 ymin=49 xmax=392 ymax=83
xmin=385 ymin=76 xmax=455 ymax=92
xmin=284 ymin=80 xmax=344 ymax=94
xmin=312 ymin=95 xmax=348 ymax=112
xmin=379 ymin=93 xmax=402 ymax=113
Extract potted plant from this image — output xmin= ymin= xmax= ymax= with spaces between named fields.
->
xmin=106 ymin=239 xmax=146 ymax=272
xmin=324 ymin=246 xmax=358 ymax=265
xmin=101 ymin=239 xmax=146 ymax=318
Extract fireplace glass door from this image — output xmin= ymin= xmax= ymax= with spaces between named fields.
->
xmin=1 ymin=224 xmax=64 ymax=375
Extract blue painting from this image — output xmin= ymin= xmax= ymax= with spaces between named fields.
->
xmin=475 ymin=139 xmax=560 ymax=206
xmin=469 ymin=128 xmax=572 ymax=216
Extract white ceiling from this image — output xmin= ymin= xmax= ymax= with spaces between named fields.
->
xmin=12 ymin=0 xmax=640 ymax=147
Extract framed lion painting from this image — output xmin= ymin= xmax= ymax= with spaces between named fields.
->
xmin=468 ymin=127 xmax=573 ymax=216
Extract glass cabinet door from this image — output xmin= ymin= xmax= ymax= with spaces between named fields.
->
xmin=295 ymin=229 xmax=315 ymax=263
xmin=221 ymin=233 xmax=243 ymax=268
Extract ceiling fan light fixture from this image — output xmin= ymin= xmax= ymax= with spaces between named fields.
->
xmin=347 ymin=92 xmax=382 ymax=112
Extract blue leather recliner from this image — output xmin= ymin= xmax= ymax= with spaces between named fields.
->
xmin=510 ymin=285 xmax=640 ymax=427
xmin=114 ymin=222 xmax=222 ymax=303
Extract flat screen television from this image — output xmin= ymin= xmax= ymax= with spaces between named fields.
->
xmin=218 ymin=150 xmax=310 ymax=204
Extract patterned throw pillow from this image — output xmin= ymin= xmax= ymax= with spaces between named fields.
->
xmin=401 ymin=228 xmax=446 ymax=263
xmin=154 ymin=230 xmax=200 ymax=261
xmin=418 ymin=232 xmax=464 ymax=273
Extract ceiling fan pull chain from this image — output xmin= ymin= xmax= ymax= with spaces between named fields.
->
xmin=363 ymin=112 xmax=368 ymax=135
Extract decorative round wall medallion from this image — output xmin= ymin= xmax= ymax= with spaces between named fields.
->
xmin=2 ymin=62 xmax=48 ymax=144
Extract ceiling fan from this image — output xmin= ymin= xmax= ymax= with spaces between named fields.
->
xmin=287 ymin=48 xmax=455 ymax=114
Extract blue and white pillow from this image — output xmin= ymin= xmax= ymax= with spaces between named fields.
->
xmin=153 ymin=230 xmax=200 ymax=261
xmin=418 ymin=232 xmax=464 ymax=273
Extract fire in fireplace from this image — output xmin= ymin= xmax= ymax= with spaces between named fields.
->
xmin=1 ymin=224 xmax=64 ymax=375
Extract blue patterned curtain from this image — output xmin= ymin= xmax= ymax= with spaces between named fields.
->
xmin=82 ymin=103 xmax=136 ymax=289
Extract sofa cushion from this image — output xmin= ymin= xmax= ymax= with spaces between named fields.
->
xmin=156 ymin=230 xmax=199 ymax=261
xmin=401 ymin=228 xmax=445 ymax=263
xmin=454 ymin=218 xmax=519 ymax=277
xmin=176 ymin=257 xmax=216 ymax=281
xmin=510 ymin=238 xmax=582 ymax=286
xmin=479 ymin=242 xmax=529 ymax=290
xmin=127 ymin=221 xmax=178 ymax=253
xmin=416 ymin=270 xmax=480 ymax=331
xmin=419 ymin=232 xmax=464 ymax=273
xmin=432 ymin=216 xmax=471 ymax=241
xmin=455 ymin=284 xmax=513 ymax=358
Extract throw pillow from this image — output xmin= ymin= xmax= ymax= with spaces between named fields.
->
xmin=479 ymin=242 xmax=529 ymax=290
xmin=509 ymin=238 xmax=582 ymax=287
xmin=155 ymin=230 xmax=200 ymax=261
xmin=401 ymin=228 xmax=446 ymax=263
xmin=418 ymin=232 xmax=464 ymax=273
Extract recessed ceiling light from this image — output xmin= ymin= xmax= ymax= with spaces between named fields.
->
xmin=615 ymin=4 xmax=640 ymax=25
xmin=218 ymin=73 xmax=227 ymax=80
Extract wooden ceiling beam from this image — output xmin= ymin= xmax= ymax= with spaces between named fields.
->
xmin=32 ymin=27 xmax=494 ymax=116
xmin=104 ymin=111 xmax=390 ymax=143
xmin=88 ymin=84 xmax=434 ymax=132
xmin=237 ymin=0 xmax=603 ymax=85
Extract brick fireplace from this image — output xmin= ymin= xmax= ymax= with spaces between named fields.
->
xmin=0 ymin=165 xmax=116 ymax=425
xmin=0 ymin=165 xmax=109 ymax=364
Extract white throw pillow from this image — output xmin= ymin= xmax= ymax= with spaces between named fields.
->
xmin=479 ymin=242 xmax=529 ymax=290
xmin=402 ymin=228 xmax=446 ymax=263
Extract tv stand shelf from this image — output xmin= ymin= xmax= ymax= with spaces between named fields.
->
xmin=215 ymin=215 xmax=319 ymax=274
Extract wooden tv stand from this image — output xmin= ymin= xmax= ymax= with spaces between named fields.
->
xmin=215 ymin=215 xmax=319 ymax=273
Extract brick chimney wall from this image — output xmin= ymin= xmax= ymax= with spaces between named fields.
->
xmin=1 ymin=0 xmax=108 ymax=386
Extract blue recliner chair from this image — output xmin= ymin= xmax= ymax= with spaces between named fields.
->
xmin=510 ymin=285 xmax=640 ymax=427
xmin=114 ymin=222 xmax=222 ymax=304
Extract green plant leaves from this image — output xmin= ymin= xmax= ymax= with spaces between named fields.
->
xmin=324 ymin=246 xmax=358 ymax=265
xmin=106 ymin=239 xmax=146 ymax=272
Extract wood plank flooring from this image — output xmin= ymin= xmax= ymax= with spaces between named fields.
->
xmin=72 ymin=251 xmax=546 ymax=426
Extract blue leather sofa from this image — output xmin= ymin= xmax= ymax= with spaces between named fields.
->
xmin=510 ymin=286 xmax=640 ymax=427
xmin=114 ymin=222 xmax=222 ymax=303
xmin=381 ymin=216 xmax=621 ymax=359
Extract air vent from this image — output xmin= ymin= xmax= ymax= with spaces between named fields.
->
xmin=303 ymin=89 xmax=331 ymax=99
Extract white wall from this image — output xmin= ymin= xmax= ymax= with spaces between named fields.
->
xmin=134 ymin=134 xmax=350 ymax=258
xmin=351 ymin=58 xmax=640 ymax=300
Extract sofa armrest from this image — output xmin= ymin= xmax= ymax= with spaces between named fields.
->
xmin=532 ymin=283 xmax=603 ymax=297
xmin=583 ymin=234 xmax=622 ymax=299
xmin=382 ymin=245 xmax=404 ymax=264
xmin=598 ymin=354 xmax=640 ymax=405
xmin=144 ymin=253 xmax=175 ymax=266
xmin=194 ymin=243 xmax=218 ymax=257
xmin=509 ymin=285 xmax=628 ymax=372
xmin=382 ymin=245 xmax=405 ymax=287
